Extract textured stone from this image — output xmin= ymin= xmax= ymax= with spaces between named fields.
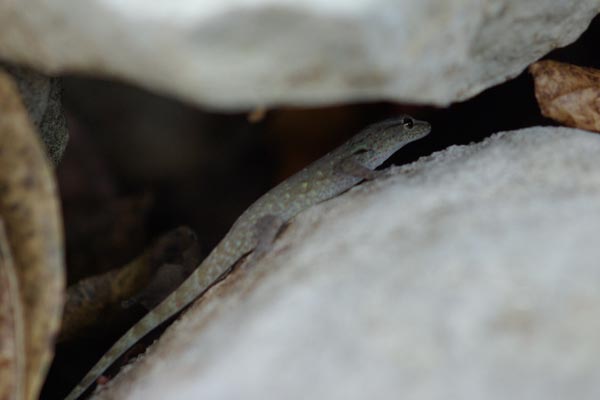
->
xmin=93 ymin=126 xmax=600 ymax=400
xmin=0 ymin=1 xmax=598 ymax=109
xmin=3 ymin=65 xmax=68 ymax=164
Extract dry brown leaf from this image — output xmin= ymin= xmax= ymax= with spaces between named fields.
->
xmin=60 ymin=227 xmax=200 ymax=342
xmin=530 ymin=60 xmax=600 ymax=132
xmin=0 ymin=220 xmax=25 ymax=400
xmin=0 ymin=69 xmax=65 ymax=400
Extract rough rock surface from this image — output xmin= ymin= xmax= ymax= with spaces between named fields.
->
xmin=2 ymin=65 xmax=68 ymax=164
xmin=92 ymin=126 xmax=600 ymax=400
xmin=0 ymin=1 xmax=598 ymax=109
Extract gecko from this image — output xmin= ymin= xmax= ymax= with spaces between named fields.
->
xmin=65 ymin=115 xmax=431 ymax=400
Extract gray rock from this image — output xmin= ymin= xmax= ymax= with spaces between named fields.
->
xmin=92 ymin=126 xmax=600 ymax=400
xmin=0 ymin=1 xmax=597 ymax=109
xmin=3 ymin=65 xmax=68 ymax=164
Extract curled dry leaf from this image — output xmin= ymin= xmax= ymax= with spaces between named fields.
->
xmin=0 ymin=220 xmax=25 ymax=400
xmin=0 ymin=69 xmax=65 ymax=400
xmin=60 ymin=227 xmax=200 ymax=342
xmin=530 ymin=60 xmax=600 ymax=132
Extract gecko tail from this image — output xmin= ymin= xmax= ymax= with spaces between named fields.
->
xmin=64 ymin=309 xmax=165 ymax=400
xmin=64 ymin=235 xmax=241 ymax=400
xmin=64 ymin=272 xmax=202 ymax=400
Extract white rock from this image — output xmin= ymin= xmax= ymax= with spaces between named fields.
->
xmin=0 ymin=1 xmax=598 ymax=109
xmin=93 ymin=126 xmax=600 ymax=400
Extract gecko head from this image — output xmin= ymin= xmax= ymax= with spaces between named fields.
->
xmin=346 ymin=115 xmax=431 ymax=168
xmin=367 ymin=115 xmax=430 ymax=145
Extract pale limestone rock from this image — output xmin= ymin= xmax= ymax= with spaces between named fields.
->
xmin=93 ymin=126 xmax=600 ymax=400
xmin=0 ymin=1 xmax=598 ymax=109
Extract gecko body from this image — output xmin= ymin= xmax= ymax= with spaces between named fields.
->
xmin=65 ymin=115 xmax=430 ymax=400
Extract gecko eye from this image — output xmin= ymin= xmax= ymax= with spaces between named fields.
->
xmin=402 ymin=117 xmax=414 ymax=129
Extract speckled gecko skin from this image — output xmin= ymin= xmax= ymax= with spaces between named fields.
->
xmin=65 ymin=115 xmax=430 ymax=400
